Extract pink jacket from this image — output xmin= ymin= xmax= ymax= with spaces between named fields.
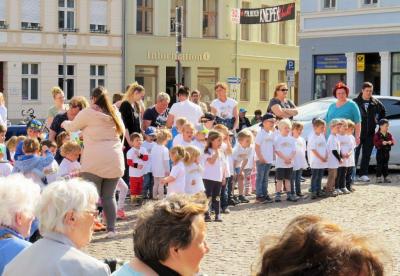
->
xmin=63 ymin=107 xmax=125 ymax=179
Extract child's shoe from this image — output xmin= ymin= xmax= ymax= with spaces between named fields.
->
xmin=274 ymin=193 xmax=281 ymax=202
xmin=215 ymin=215 xmax=223 ymax=222
xmin=384 ymin=177 xmax=392 ymax=183
xmin=376 ymin=176 xmax=383 ymax=183
xmin=93 ymin=220 xmax=107 ymax=232
xmin=340 ymin=188 xmax=350 ymax=194
xmin=335 ymin=188 xmax=343 ymax=195
xmin=311 ymin=192 xmax=318 ymax=199
xmin=287 ymin=194 xmax=298 ymax=202
xmin=262 ymin=195 xmax=273 ymax=204
xmin=117 ymin=209 xmax=127 ymax=220
xmin=238 ymin=195 xmax=249 ymax=203
xmin=204 ymin=214 xmax=212 ymax=222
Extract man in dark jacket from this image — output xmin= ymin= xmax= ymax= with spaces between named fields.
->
xmin=353 ymin=82 xmax=386 ymax=182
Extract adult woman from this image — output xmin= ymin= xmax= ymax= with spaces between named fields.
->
xmin=267 ymin=83 xmax=298 ymax=120
xmin=0 ymin=92 xmax=7 ymax=126
xmin=325 ymin=82 xmax=361 ymax=142
xmin=112 ymin=194 xmax=209 ymax=276
xmin=61 ymin=87 xmax=125 ymax=238
xmin=3 ymin=179 xmax=110 ymax=276
xmin=47 ymin=86 xmax=67 ymax=127
xmin=255 ymin=215 xmax=386 ymax=275
xmin=210 ymin=82 xmax=239 ymax=130
xmin=142 ymin=92 xmax=170 ymax=130
xmin=0 ymin=175 xmax=40 ymax=275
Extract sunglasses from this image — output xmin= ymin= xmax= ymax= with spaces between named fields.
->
xmin=280 ymin=89 xmax=289 ymax=92
xmin=71 ymin=105 xmax=82 ymax=110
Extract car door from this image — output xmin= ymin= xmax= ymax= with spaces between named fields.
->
xmin=379 ymin=98 xmax=400 ymax=165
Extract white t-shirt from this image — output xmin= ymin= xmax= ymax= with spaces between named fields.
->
xmin=0 ymin=162 xmax=12 ymax=177
xmin=127 ymin=147 xmax=148 ymax=177
xmin=244 ymin=146 xmax=256 ymax=170
xmin=307 ymin=132 xmax=327 ymax=169
xmin=274 ymin=135 xmax=296 ymax=168
xmin=167 ymin=161 xmax=186 ymax=195
xmin=338 ymin=134 xmax=356 ymax=168
xmin=185 ymin=163 xmax=205 ymax=194
xmin=57 ymin=158 xmax=81 ymax=178
xmin=255 ymin=128 xmax=275 ymax=163
xmin=192 ymin=140 xmax=205 ymax=153
xmin=222 ymin=142 xmax=233 ymax=178
xmin=151 ymin=143 xmax=170 ymax=177
xmin=44 ymin=160 xmax=59 ymax=183
xmin=0 ymin=105 xmax=7 ymax=125
xmin=202 ymin=149 xmax=226 ymax=182
xmin=327 ymin=134 xmax=341 ymax=169
xmin=232 ymin=144 xmax=253 ymax=167
xmin=141 ymin=141 xmax=154 ymax=174
xmin=293 ymin=136 xmax=308 ymax=171
xmin=210 ymin=98 xmax=237 ymax=119
xmin=169 ymin=100 xmax=203 ymax=126
xmin=172 ymin=135 xmax=192 ymax=147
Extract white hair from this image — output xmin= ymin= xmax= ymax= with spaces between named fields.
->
xmin=36 ymin=178 xmax=99 ymax=234
xmin=0 ymin=174 xmax=41 ymax=226
xmin=278 ymin=118 xmax=292 ymax=130
xmin=157 ymin=92 xmax=170 ymax=103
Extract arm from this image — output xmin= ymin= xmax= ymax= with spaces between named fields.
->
xmin=232 ymin=105 xmax=239 ymax=130
xmin=275 ymin=150 xmax=288 ymax=161
xmin=38 ymin=150 xmax=55 ymax=169
xmin=373 ymin=134 xmax=382 ymax=148
xmin=47 ymin=117 xmax=54 ymax=128
xmin=49 ymin=129 xmax=57 ymax=142
xmin=161 ymin=175 xmax=176 ymax=184
xmin=210 ymin=106 xmax=217 ymax=116
xmin=355 ymin=123 xmax=361 ymax=145
xmin=166 ymin=113 xmax=174 ymax=128
xmin=255 ymin=144 xmax=266 ymax=163
xmin=271 ymin=105 xmax=290 ymax=119
xmin=139 ymin=153 xmax=149 ymax=161
xmin=206 ymin=151 xmax=219 ymax=165
xmin=127 ymin=159 xmax=142 ymax=169
xmin=332 ymin=150 xmax=342 ymax=162
xmin=311 ymin=149 xmax=326 ymax=162
xmin=163 ymin=160 xmax=170 ymax=176
xmin=62 ymin=111 xmax=88 ymax=133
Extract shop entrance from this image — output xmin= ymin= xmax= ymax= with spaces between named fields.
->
xmin=358 ymin=53 xmax=381 ymax=94
xmin=166 ymin=66 xmax=187 ymax=105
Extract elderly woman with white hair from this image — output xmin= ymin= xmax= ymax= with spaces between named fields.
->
xmin=3 ymin=179 xmax=110 ymax=276
xmin=0 ymin=175 xmax=41 ymax=275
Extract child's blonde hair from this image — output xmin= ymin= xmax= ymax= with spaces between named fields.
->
xmin=278 ymin=119 xmax=292 ymax=130
xmin=56 ymin=131 xmax=70 ymax=148
xmin=330 ymin=119 xmax=343 ymax=127
xmin=237 ymin=129 xmax=254 ymax=144
xmin=60 ymin=141 xmax=81 ymax=157
xmin=130 ymin=132 xmax=143 ymax=142
xmin=156 ymin=129 xmax=172 ymax=144
xmin=17 ymin=135 xmax=27 ymax=143
xmin=312 ymin=118 xmax=326 ymax=128
xmin=184 ymin=146 xmax=201 ymax=166
xmin=347 ymin=120 xmax=355 ymax=129
xmin=6 ymin=136 xmax=18 ymax=151
xmin=170 ymin=146 xmax=189 ymax=163
xmin=213 ymin=124 xmax=229 ymax=137
xmin=292 ymin=121 xmax=304 ymax=130
xmin=23 ymin=138 xmax=40 ymax=154
xmin=182 ymin=123 xmax=195 ymax=132
xmin=176 ymin=117 xmax=188 ymax=129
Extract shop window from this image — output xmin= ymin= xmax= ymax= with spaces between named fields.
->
xmin=278 ymin=70 xmax=285 ymax=83
xmin=135 ymin=66 xmax=157 ymax=107
xmin=197 ymin=67 xmax=218 ymax=104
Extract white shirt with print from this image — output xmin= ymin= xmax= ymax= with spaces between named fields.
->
xmin=151 ymin=144 xmax=170 ymax=177
xmin=167 ymin=161 xmax=186 ymax=195
xmin=326 ymin=134 xmax=341 ymax=169
xmin=210 ymin=98 xmax=237 ymax=119
xmin=293 ymin=136 xmax=308 ymax=170
xmin=307 ymin=132 xmax=328 ymax=169
xmin=185 ymin=163 xmax=205 ymax=194
xmin=274 ymin=135 xmax=296 ymax=169
xmin=255 ymin=128 xmax=275 ymax=164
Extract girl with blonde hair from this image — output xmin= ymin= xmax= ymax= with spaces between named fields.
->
xmin=184 ymin=146 xmax=205 ymax=195
xmin=161 ymin=146 xmax=188 ymax=196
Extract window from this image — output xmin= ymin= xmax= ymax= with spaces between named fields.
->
xmin=90 ymin=0 xmax=107 ymax=33
xmin=0 ymin=0 xmax=7 ymax=29
xmin=58 ymin=64 xmax=75 ymax=100
xmin=21 ymin=0 xmax=41 ymax=30
xmin=260 ymin=6 xmax=269 ymax=43
xmin=170 ymin=0 xmax=186 ymax=35
xmin=22 ymin=63 xmax=39 ymax=100
xmin=241 ymin=2 xmax=249 ymax=40
xmin=323 ymin=0 xmax=336 ymax=9
xmin=90 ymin=65 xmax=106 ymax=91
xmin=279 ymin=21 xmax=286 ymax=44
xmin=391 ymin=53 xmax=400 ymax=97
xmin=240 ymin=68 xmax=250 ymax=101
xmin=137 ymin=0 xmax=153 ymax=34
xmin=260 ymin=70 xmax=269 ymax=101
xmin=363 ymin=0 xmax=378 ymax=5
xmin=203 ymin=0 xmax=217 ymax=37
xmin=197 ymin=67 xmax=218 ymax=104
xmin=278 ymin=70 xmax=285 ymax=83
xmin=58 ymin=0 xmax=76 ymax=32
xmin=135 ymin=66 xmax=157 ymax=107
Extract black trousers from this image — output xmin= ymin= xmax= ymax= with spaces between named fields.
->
xmin=355 ymin=136 xmax=374 ymax=176
xmin=345 ymin=166 xmax=354 ymax=190
xmin=335 ymin=167 xmax=347 ymax=189
xmin=376 ymin=149 xmax=390 ymax=178
xmin=204 ymin=179 xmax=222 ymax=216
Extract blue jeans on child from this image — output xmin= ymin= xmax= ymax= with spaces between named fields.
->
xmin=311 ymin=169 xmax=324 ymax=193
xmin=291 ymin=169 xmax=302 ymax=195
xmin=143 ymin=172 xmax=154 ymax=198
xmin=255 ymin=161 xmax=272 ymax=198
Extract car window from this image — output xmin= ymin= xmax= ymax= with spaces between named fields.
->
xmin=294 ymin=100 xmax=334 ymax=121
xmin=380 ymin=99 xmax=400 ymax=120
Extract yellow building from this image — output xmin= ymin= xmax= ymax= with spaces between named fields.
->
xmin=125 ymin=0 xmax=300 ymax=113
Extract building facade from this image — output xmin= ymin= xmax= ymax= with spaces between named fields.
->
xmin=0 ymin=0 xmax=123 ymax=121
xmin=125 ymin=0 xmax=300 ymax=113
xmin=299 ymin=0 xmax=400 ymax=103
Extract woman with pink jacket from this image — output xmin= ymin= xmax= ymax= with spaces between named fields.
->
xmin=62 ymin=86 xmax=125 ymax=238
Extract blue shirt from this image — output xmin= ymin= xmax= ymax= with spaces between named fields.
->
xmin=111 ymin=263 xmax=144 ymax=276
xmin=325 ymin=100 xmax=361 ymax=135
xmin=0 ymin=227 xmax=31 ymax=275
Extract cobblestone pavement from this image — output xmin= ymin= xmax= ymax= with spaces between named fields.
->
xmin=87 ymin=175 xmax=400 ymax=275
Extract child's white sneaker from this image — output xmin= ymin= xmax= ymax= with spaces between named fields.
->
xmin=335 ymin=188 xmax=343 ymax=195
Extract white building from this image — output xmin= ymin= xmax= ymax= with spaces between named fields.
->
xmin=0 ymin=0 xmax=123 ymax=121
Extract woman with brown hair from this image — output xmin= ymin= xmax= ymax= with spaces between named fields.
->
xmin=61 ymin=86 xmax=125 ymax=238
xmin=255 ymin=215 xmax=387 ymax=276
xmin=267 ymin=83 xmax=298 ymax=120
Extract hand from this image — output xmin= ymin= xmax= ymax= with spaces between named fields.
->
xmin=339 ymin=159 xmax=344 ymax=164
xmin=191 ymin=179 xmax=196 ymax=186
xmin=388 ymin=141 xmax=393 ymax=145
xmin=284 ymin=159 xmax=291 ymax=165
xmin=160 ymin=178 xmax=166 ymax=185
xmin=165 ymin=172 xmax=170 ymax=177
xmin=137 ymin=164 xmax=143 ymax=170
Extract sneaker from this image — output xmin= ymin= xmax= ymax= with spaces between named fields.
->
xmin=330 ymin=190 xmax=338 ymax=197
xmin=215 ymin=215 xmax=223 ymax=222
xmin=287 ymin=194 xmax=298 ymax=202
xmin=116 ymin=209 xmax=127 ymax=220
xmin=384 ymin=177 xmax=392 ymax=183
xmin=335 ymin=189 xmax=343 ymax=195
xmin=262 ymin=195 xmax=274 ymax=204
xmin=317 ymin=191 xmax=327 ymax=198
xmin=376 ymin=177 xmax=383 ymax=183
xmin=359 ymin=175 xmax=370 ymax=182
xmin=296 ymin=192 xmax=305 ymax=197
xmin=238 ymin=195 xmax=250 ymax=203
xmin=300 ymin=176 xmax=306 ymax=182
xmin=255 ymin=197 xmax=265 ymax=203
xmin=93 ymin=220 xmax=106 ymax=232
xmin=228 ymin=198 xmax=237 ymax=206
xmin=106 ymin=231 xmax=117 ymax=239
xmin=222 ymin=207 xmax=230 ymax=214
xmin=204 ymin=215 xmax=212 ymax=222
xmin=275 ymin=193 xmax=281 ymax=202
xmin=348 ymin=187 xmax=356 ymax=192
xmin=340 ymin=188 xmax=350 ymax=194
xmin=311 ymin=192 xmax=318 ymax=199
xmin=233 ymin=196 xmax=241 ymax=205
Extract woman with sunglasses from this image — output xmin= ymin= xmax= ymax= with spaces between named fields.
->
xmin=267 ymin=83 xmax=298 ymax=120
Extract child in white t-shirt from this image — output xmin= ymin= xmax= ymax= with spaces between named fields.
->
xmin=142 ymin=127 xmax=156 ymax=199
xmin=232 ymin=129 xmax=254 ymax=203
xmin=336 ymin=120 xmax=354 ymax=195
xmin=41 ymin=140 xmax=59 ymax=184
xmin=192 ymin=124 xmax=208 ymax=152
xmin=151 ymin=129 xmax=172 ymax=200
xmin=345 ymin=120 xmax=357 ymax=192
xmin=173 ymin=122 xmax=194 ymax=147
xmin=274 ymin=119 xmax=297 ymax=202
xmin=254 ymin=113 xmax=276 ymax=203
xmin=184 ymin=146 xmax=204 ymax=195
xmin=57 ymin=141 xmax=81 ymax=179
xmin=168 ymin=117 xmax=188 ymax=149
xmin=291 ymin=122 xmax=308 ymax=198
xmin=326 ymin=119 xmax=344 ymax=196
xmin=161 ymin=146 xmax=186 ymax=196
xmin=307 ymin=118 xmax=328 ymax=199
xmin=0 ymin=149 xmax=12 ymax=177
xmin=127 ymin=133 xmax=149 ymax=203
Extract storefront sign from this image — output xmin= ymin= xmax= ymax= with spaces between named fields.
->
xmin=357 ymin=54 xmax=365 ymax=72
xmin=147 ymin=51 xmax=210 ymax=62
xmin=314 ymin=55 xmax=347 ymax=74
xmin=239 ymin=3 xmax=295 ymax=24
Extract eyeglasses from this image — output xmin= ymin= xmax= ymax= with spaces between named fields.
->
xmin=71 ymin=105 xmax=82 ymax=110
xmin=280 ymin=89 xmax=289 ymax=92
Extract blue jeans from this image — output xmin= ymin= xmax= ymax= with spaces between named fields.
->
xmin=291 ymin=169 xmax=302 ymax=195
xmin=255 ymin=162 xmax=272 ymax=198
xmin=311 ymin=169 xmax=324 ymax=193
xmin=143 ymin=172 xmax=154 ymax=198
